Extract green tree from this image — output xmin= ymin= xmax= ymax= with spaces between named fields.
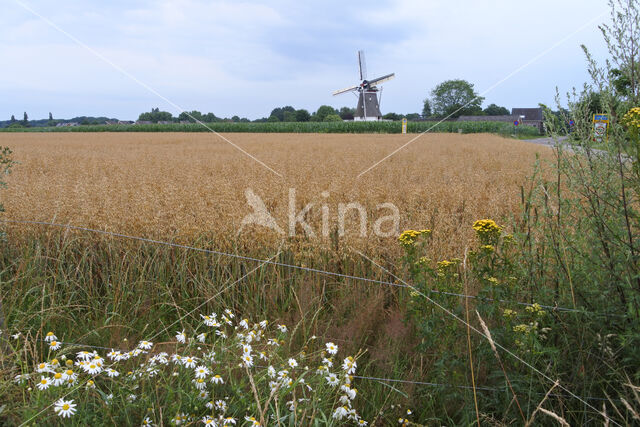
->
xmin=295 ymin=109 xmax=311 ymax=122
xmin=483 ymin=103 xmax=510 ymax=116
xmin=22 ymin=112 xmax=29 ymax=127
xmin=422 ymin=99 xmax=432 ymax=117
xmin=405 ymin=113 xmax=421 ymax=121
xmin=269 ymin=106 xmax=295 ymax=122
xmin=430 ymin=79 xmax=484 ymax=118
xmin=382 ymin=112 xmax=402 ymax=121
xmin=315 ymin=105 xmax=337 ymax=121
xmin=176 ymin=111 xmax=201 ymax=123
xmin=267 ymin=115 xmax=280 ymax=122
xmin=282 ymin=111 xmax=297 ymax=122
xmin=9 ymin=115 xmax=15 ymax=124
xmin=323 ymin=113 xmax=342 ymax=122
xmin=140 ymin=108 xmax=174 ymax=122
xmin=338 ymin=106 xmax=355 ymax=120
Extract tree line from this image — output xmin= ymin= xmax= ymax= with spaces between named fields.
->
xmin=3 ymin=79 xmax=518 ymax=128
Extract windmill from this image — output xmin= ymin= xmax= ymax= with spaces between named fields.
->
xmin=333 ymin=50 xmax=395 ymax=121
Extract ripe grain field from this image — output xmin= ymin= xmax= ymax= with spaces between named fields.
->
xmin=0 ymin=132 xmax=560 ymax=424
xmin=1 ymin=132 xmax=551 ymax=259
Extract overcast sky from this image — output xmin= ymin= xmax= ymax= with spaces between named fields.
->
xmin=1 ymin=0 xmax=611 ymax=120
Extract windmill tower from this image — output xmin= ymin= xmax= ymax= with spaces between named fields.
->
xmin=333 ymin=50 xmax=395 ymax=121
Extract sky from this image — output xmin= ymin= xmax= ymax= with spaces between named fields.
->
xmin=0 ymin=0 xmax=612 ymax=121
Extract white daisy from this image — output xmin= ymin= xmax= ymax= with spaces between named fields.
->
xmin=202 ymin=416 xmax=215 ymax=425
xmin=52 ymin=372 xmax=65 ymax=386
xmin=44 ymin=331 xmax=57 ymax=342
xmin=194 ymin=365 xmax=209 ymax=379
xmin=277 ymin=324 xmax=287 ymax=333
xmin=325 ymin=342 xmax=338 ymax=355
xmin=211 ymin=374 xmax=224 ymax=384
xmin=242 ymin=354 xmax=253 ymax=367
xmin=332 ymin=406 xmax=349 ymax=420
xmin=197 ymin=333 xmax=206 ymax=343
xmin=84 ymin=362 xmax=102 ymax=375
xmin=288 ymin=358 xmax=298 ymax=369
xmin=36 ymin=362 xmax=52 ymax=373
xmin=175 ymin=330 xmax=186 ymax=344
xmin=239 ymin=319 xmax=249 ymax=329
xmin=267 ymin=366 xmax=276 ymax=378
xmin=37 ymin=376 xmax=51 ymax=390
xmin=342 ymin=356 xmax=357 ymax=374
xmin=193 ymin=378 xmax=207 ymax=390
xmin=49 ymin=340 xmax=61 ymax=351
xmin=325 ymin=373 xmax=339 ymax=386
xmin=106 ymin=368 xmax=120 ymax=377
xmin=54 ymin=399 xmax=76 ymax=418
xmin=242 ymin=344 xmax=252 ymax=355
xmin=215 ymin=399 xmax=227 ymax=412
xmin=138 ymin=340 xmax=153 ymax=350
xmin=182 ymin=357 xmax=196 ymax=369
xmin=201 ymin=314 xmax=216 ymax=327
xmin=141 ymin=416 xmax=153 ymax=426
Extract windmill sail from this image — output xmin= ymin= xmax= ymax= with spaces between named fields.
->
xmin=358 ymin=50 xmax=367 ymax=81
xmin=332 ymin=84 xmax=360 ymax=96
xmin=367 ymin=73 xmax=395 ymax=86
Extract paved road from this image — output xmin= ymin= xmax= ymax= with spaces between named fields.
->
xmin=522 ymin=136 xmax=569 ymax=148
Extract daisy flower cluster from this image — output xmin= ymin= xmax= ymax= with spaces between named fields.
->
xmin=14 ymin=310 xmax=366 ymax=425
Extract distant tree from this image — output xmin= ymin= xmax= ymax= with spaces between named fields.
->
xmin=10 ymin=115 xmax=15 ymax=123
xmin=140 ymin=108 xmax=174 ymax=122
xmin=269 ymin=106 xmax=295 ymax=122
xmin=422 ymin=99 xmax=432 ymax=117
xmin=338 ymin=106 xmax=355 ymax=120
xmin=203 ymin=112 xmax=219 ymax=122
xmin=239 ymin=118 xmax=250 ymax=123
xmin=324 ymin=114 xmax=342 ymax=122
xmin=295 ymin=109 xmax=311 ymax=122
xmin=176 ymin=111 xmax=202 ymax=123
xmin=405 ymin=113 xmax=421 ymax=121
xmin=282 ymin=111 xmax=297 ymax=122
xmin=22 ymin=112 xmax=28 ymax=125
xmin=430 ymin=79 xmax=484 ymax=118
xmin=231 ymin=115 xmax=240 ymax=122
xmin=253 ymin=117 xmax=268 ymax=123
xmin=483 ymin=103 xmax=510 ymax=116
xmin=267 ymin=115 xmax=280 ymax=122
xmin=48 ymin=112 xmax=53 ymax=121
xmin=315 ymin=105 xmax=338 ymax=121
xmin=382 ymin=112 xmax=402 ymax=121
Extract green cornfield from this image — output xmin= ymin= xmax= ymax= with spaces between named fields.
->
xmin=0 ymin=120 xmax=542 ymax=136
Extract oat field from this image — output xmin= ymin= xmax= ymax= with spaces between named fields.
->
xmin=1 ymin=132 xmax=551 ymax=259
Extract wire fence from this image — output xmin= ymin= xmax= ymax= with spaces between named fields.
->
xmin=0 ymin=218 xmax=618 ymax=317
xmin=0 ymin=217 xmax=625 ymax=423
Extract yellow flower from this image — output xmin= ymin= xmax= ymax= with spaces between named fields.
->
xmin=398 ymin=229 xmax=430 ymax=247
xmin=473 ymin=219 xmax=502 ymax=237
xmin=487 ymin=277 xmax=499 ymax=285
xmin=503 ymin=309 xmax=517 ymax=318
xmin=525 ymin=303 xmax=546 ymax=316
